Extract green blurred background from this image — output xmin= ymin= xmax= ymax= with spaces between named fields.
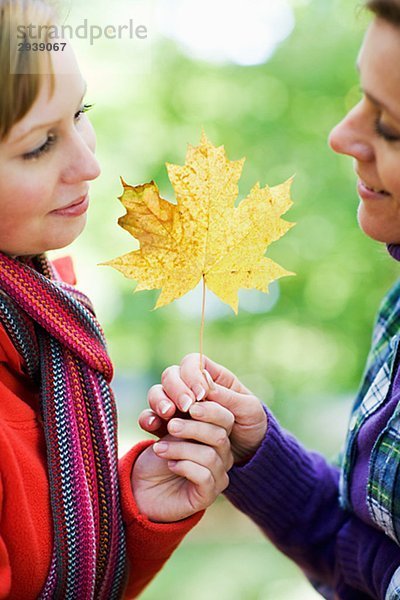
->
xmin=52 ymin=0 xmax=399 ymax=597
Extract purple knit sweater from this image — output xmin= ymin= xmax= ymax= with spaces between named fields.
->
xmin=224 ymin=245 xmax=400 ymax=600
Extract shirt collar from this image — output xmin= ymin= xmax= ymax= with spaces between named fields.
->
xmin=387 ymin=244 xmax=400 ymax=262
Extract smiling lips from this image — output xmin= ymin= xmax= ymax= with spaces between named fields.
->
xmin=357 ymin=179 xmax=391 ymax=200
xmin=355 ymin=168 xmax=392 ymax=198
xmin=362 ymin=180 xmax=390 ymax=195
xmin=51 ymin=193 xmax=89 ymax=216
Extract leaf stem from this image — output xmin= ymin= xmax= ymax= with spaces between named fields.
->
xmin=200 ymin=275 xmax=206 ymax=371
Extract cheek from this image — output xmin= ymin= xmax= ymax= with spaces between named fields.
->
xmin=0 ymin=171 xmax=55 ymax=224
xmin=387 ymin=171 xmax=400 ymax=199
xmin=378 ymin=154 xmax=400 ymax=198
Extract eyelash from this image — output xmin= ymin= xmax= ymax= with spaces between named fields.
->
xmin=22 ymin=103 xmax=94 ymax=161
xmin=374 ymin=116 xmax=400 ymax=143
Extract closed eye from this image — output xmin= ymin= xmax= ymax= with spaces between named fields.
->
xmin=22 ymin=132 xmax=57 ymax=160
xmin=374 ymin=117 xmax=400 ymax=143
xmin=22 ymin=103 xmax=94 ymax=161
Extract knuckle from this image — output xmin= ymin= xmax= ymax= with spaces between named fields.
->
xmin=250 ymin=395 xmax=262 ymax=409
xmin=182 ymin=352 xmax=200 ymax=366
xmin=148 ymin=383 xmax=162 ymax=399
xmin=203 ymin=471 xmax=214 ymax=487
xmin=204 ymin=446 xmax=217 ymax=465
xmin=161 ymin=366 xmax=178 ymax=384
xmin=227 ymin=412 xmax=235 ymax=428
xmin=240 ymin=396 xmax=264 ymax=421
xmin=221 ymin=473 xmax=230 ymax=491
xmin=215 ymin=432 xmax=228 ymax=449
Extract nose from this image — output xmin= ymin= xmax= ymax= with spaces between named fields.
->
xmin=61 ymin=127 xmax=101 ymax=184
xmin=328 ymin=101 xmax=374 ymax=162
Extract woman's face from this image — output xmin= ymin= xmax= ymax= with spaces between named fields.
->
xmin=0 ymin=44 xmax=100 ymax=256
xmin=329 ymin=18 xmax=400 ymax=244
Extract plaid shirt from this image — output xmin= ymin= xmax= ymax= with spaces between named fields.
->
xmin=339 ymin=278 xmax=400 ymax=599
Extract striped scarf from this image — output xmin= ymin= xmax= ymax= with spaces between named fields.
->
xmin=0 ymin=252 xmax=127 ymax=599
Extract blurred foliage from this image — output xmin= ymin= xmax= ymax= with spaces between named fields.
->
xmin=67 ymin=0 xmax=398 ymax=440
xmin=54 ymin=0 xmax=400 ymax=597
xmin=137 ymin=497 xmax=322 ymax=600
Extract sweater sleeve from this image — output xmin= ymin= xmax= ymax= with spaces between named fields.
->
xmin=118 ymin=440 xmax=204 ymax=599
xmin=224 ymin=407 xmax=400 ymax=599
xmin=0 ymin=475 xmax=11 ymax=599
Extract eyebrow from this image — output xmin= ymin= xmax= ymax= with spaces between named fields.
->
xmin=356 ymin=60 xmax=400 ymax=123
xmin=12 ymin=80 xmax=88 ymax=144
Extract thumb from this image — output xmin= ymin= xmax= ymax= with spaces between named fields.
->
xmin=180 ymin=353 xmax=250 ymax=399
xmin=205 ymin=383 xmax=251 ymax=422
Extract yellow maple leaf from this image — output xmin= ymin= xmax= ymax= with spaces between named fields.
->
xmin=103 ymin=132 xmax=295 ymax=314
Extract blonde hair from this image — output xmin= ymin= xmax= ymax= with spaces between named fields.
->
xmin=0 ymin=0 xmax=57 ymax=141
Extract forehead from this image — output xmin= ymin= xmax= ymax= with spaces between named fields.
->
xmin=358 ymin=18 xmax=400 ymax=105
xmin=9 ymin=44 xmax=85 ymax=143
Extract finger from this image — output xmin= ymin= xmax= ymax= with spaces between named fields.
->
xmin=147 ymin=383 xmax=177 ymax=419
xmin=180 ymin=353 xmax=251 ymax=400
xmin=189 ymin=400 xmax=234 ymax=435
xmin=153 ymin=439 xmax=231 ymax=481
xmin=138 ymin=409 xmax=169 ymax=438
xmin=191 ymin=382 xmax=263 ymax=427
xmin=161 ymin=365 xmax=196 ymax=412
xmin=166 ymin=419 xmax=234 ymax=470
xmin=168 ymin=460 xmax=230 ymax=506
xmin=138 ymin=408 xmax=161 ymax=430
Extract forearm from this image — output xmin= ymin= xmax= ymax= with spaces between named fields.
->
xmin=225 ymin=408 xmax=345 ymax=577
xmin=119 ymin=441 xmax=204 ymax=598
xmin=224 ymin=407 xmax=400 ymax=597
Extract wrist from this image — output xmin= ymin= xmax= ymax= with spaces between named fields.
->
xmin=130 ymin=444 xmax=156 ymax=519
xmin=233 ymin=410 xmax=268 ymax=464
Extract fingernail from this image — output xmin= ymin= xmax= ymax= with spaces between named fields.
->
xmin=193 ymin=384 xmax=206 ymax=401
xmin=160 ymin=400 xmax=171 ymax=415
xmin=148 ymin=415 xmax=156 ymax=426
xmin=190 ymin=403 xmax=204 ymax=417
xmin=181 ymin=394 xmax=193 ymax=412
xmin=169 ymin=420 xmax=183 ymax=433
xmin=203 ymin=369 xmax=216 ymax=391
xmin=153 ymin=441 xmax=168 ymax=453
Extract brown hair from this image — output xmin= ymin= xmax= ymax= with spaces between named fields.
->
xmin=0 ymin=0 xmax=56 ymax=141
xmin=366 ymin=0 xmax=400 ymax=25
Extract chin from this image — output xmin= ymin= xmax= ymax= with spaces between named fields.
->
xmin=45 ymin=216 xmax=87 ymax=251
xmin=357 ymin=204 xmax=400 ymax=244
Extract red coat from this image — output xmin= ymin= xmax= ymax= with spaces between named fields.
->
xmin=0 ymin=258 xmax=202 ymax=599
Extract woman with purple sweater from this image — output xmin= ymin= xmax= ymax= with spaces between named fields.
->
xmin=140 ymin=0 xmax=400 ymax=598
